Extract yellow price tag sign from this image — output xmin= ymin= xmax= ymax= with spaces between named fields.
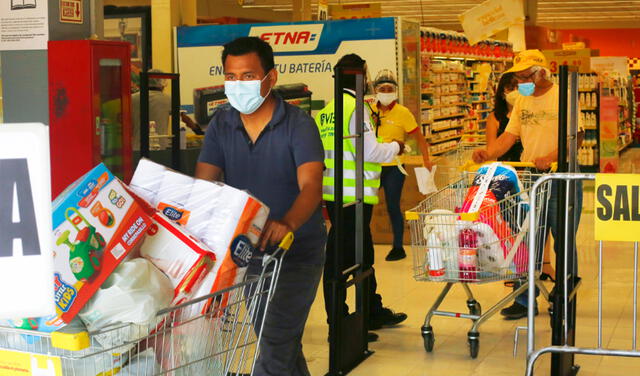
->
xmin=0 ymin=350 xmax=62 ymax=375
xmin=594 ymin=174 xmax=640 ymax=242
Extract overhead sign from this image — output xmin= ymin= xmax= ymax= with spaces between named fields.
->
xmin=542 ymin=48 xmax=592 ymax=74
xmin=0 ymin=124 xmax=54 ymax=319
xmin=59 ymin=0 xmax=83 ymax=24
xmin=590 ymin=56 xmax=629 ymax=76
xmin=329 ymin=3 xmax=381 ymax=19
xmin=459 ymin=0 xmax=524 ymax=45
xmin=595 ymin=174 xmax=640 ymax=242
xmin=0 ymin=0 xmax=49 ymax=51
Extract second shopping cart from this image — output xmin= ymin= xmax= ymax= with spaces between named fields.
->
xmin=406 ymin=162 xmax=553 ymax=358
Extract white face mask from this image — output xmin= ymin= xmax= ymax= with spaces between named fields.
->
xmin=505 ymin=90 xmax=519 ymax=106
xmin=376 ymin=92 xmax=397 ymax=106
xmin=224 ymin=74 xmax=271 ymax=115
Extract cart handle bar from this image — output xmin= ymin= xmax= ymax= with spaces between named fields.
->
xmin=460 ymin=160 xmax=558 ymax=173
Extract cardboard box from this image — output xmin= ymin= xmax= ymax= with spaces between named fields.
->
xmin=52 ymin=164 xmax=151 ymax=323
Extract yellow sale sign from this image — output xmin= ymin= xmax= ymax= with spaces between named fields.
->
xmin=594 ymin=174 xmax=640 ymax=242
xmin=542 ymin=49 xmax=592 ymax=74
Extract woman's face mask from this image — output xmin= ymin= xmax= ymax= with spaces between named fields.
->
xmin=505 ymin=90 xmax=519 ymax=106
xmin=224 ymin=74 xmax=271 ymax=115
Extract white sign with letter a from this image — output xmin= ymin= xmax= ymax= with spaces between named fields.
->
xmin=0 ymin=124 xmax=54 ymax=319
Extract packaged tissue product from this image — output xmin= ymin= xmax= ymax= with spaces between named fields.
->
xmin=51 ymin=163 xmax=152 ymax=323
xmin=129 ymin=159 xmax=270 ymax=307
xmin=140 ymin=211 xmax=216 ymax=305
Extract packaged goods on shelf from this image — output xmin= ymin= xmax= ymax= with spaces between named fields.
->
xmin=130 ymin=159 xmax=270 ymax=309
xmin=51 ymin=163 xmax=152 ymax=324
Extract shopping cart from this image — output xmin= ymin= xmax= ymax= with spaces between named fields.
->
xmin=435 ymin=140 xmax=486 ymax=187
xmin=405 ymin=162 xmax=553 ymax=358
xmin=0 ymin=233 xmax=294 ymax=376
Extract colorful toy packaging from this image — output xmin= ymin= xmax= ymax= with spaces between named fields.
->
xmin=51 ymin=163 xmax=152 ymax=323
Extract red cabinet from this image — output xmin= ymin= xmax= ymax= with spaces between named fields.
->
xmin=49 ymin=40 xmax=132 ymax=197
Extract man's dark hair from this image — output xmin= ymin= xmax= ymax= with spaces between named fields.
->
xmin=221 ymin=37 xmax=275 ymax=74
xmin=334 ymin=54 xmax=367 ymax=90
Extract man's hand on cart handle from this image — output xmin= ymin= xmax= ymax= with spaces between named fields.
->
xmin=534 ymin=155 xmax=555 ymax=171
xmin=472 ymin=149 xmax=490 ymax=164
xmin=259 ymin=220 xmax=293 ymax=251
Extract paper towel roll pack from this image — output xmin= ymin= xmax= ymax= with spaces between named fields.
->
xmin=130 ymin=159 xmax=270 ymax=309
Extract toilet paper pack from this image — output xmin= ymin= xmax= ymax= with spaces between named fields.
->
xmin=130 ymin=159 xmax=269 ymax=311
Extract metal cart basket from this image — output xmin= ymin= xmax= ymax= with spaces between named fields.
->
xmin=406 ymin=164 xmax=552 ymax=358
xmin=0 ymin=234 xmax=293 ymax=376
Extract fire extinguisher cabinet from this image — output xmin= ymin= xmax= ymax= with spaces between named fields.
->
xmin=48 ymin=40 xmax=132 ymax=197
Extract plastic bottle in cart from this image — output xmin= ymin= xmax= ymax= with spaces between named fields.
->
xmin=458 ymin=228 xmax=478 ymax=281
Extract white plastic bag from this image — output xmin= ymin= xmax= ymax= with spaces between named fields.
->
xmin=79 ymin=258 xmax=173 ymax=332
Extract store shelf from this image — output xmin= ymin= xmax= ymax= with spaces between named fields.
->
xmin=422 ymin=102 xmax=468 ymax=110
xmin=429 ymin=69 xmax=466 ymax=74
xmin=433 ymin=113 xmax=467 ymax=121
xmin=421 ymin=91 xmax=434 ymax=95
xmin=441 ymin=91 xmax=467 ymax=95
xmin=470 ymin=90 xmax=488 ymax=94
xmin=431 ymin=123 xmax=465 ymax=132
xmin=429 ymin=134 xmax=463 ymax=144
xmin=581 ymin=108 xmax=598 ymax=111
xmin=584 ymin=126 xmax=598 ymax=130
xmin=579 ymin=89 xmax=598 ymax=93
xmin=431 ymin=145 xmax=459 ymax=156
xmin=472 ymin=100 xmax=491 ymax=104
xmin=618 ymin=140 xmax=633 ymax=152
xmin=428 ymin=81 xmax=468 ymax=86
xmin=474 ymin=109 xmax=492 ymax=113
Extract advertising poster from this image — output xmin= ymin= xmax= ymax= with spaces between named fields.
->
xmin=0 ymin=0 xmax=48 ymax=51
xmin=459 ymin=0 xmax=524 ymax=45
xmin=175 ymin=18 xmax=399 ymax=125
xmin=599 ymin=96 xmax=619 ymax=173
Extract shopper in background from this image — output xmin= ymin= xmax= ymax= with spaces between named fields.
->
xmin=472 ymin=49 xmax=583 ymax=320
xmin=317 ymin=54 xmax=408 ymax=342
xmin=370 ymin=69 xmax=433 ymax=261
xmin=196 ymin=36 xmax=326 ymax=376
xmin=131 ymin=69 xmax=172 ymax=150
xmin=485 ymin=72 xmax=523 ymax=162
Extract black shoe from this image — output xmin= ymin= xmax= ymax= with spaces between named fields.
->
xmin=500 ymin=302 xmax=538 ymax=320
xmin=385 ymin=247 xmax=406 ymax=261
xmin=327 ymin=331 xmax=378 ymax=343
xmin=370 ymin=308 xmax=408 ymax=330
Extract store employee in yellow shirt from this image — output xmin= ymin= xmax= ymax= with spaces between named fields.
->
xmin=371 ymin=70 xmax=432 ymax=261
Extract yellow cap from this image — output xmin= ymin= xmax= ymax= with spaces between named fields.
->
xmin=505 ymin=49 xmax=547 ymax=74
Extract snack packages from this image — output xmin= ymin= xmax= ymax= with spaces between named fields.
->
xmin=51 ymin=163 xmax=152 ymax=323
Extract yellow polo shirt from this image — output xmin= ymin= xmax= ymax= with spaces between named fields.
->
xmin=371 ymin=101 xmax=419 ymax=166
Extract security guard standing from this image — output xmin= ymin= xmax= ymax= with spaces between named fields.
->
xmin=316 ymin=54 xmax=408 ymax=341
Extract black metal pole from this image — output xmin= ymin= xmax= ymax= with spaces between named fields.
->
xmin=171 ymin=74 xmax=181 ymax=171
xmin=140 ymin=70 xmax=150 ymax=158
xmin=329 ymin=67 xmax=344 ymax=375
xmin=551 ymin=65 xmax=578 ymax=376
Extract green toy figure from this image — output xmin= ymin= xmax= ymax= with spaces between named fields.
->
xmin=56 ymin=208 xmax=106 ymax=282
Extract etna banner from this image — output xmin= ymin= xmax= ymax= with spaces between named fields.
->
xmin=175 ymin=18 xmax=399 ymax=121
xmin=0 ymin=124 xmax=54 ymax=319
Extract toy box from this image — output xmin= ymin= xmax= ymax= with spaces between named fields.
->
xmin=52 ymin=163 xmax=151 ymax=323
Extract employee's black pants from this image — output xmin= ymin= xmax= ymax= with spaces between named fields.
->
xmin=323 ymin=202 xmax=384 ymax=326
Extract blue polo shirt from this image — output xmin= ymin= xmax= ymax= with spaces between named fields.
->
xmin=198 ymin=96 xmax=327 ymax=265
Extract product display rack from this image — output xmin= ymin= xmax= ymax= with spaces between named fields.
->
xmin=600 ymin=73 xmax=634 ymax=152
xmin=419 ymin=27 xmax=513 ymax=157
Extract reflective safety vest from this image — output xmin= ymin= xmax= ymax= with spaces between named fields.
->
xmin=315 ymin=92 xmax=382 ymax=205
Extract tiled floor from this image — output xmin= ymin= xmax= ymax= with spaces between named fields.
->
xmin=302 ymin=148 xmax=640 ymax=375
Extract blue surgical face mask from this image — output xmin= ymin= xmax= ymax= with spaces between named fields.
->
xmin=224 ymin=75 xmax=271 ymax=115
xmin=518 ymin=82 xmax=535 ymax=96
